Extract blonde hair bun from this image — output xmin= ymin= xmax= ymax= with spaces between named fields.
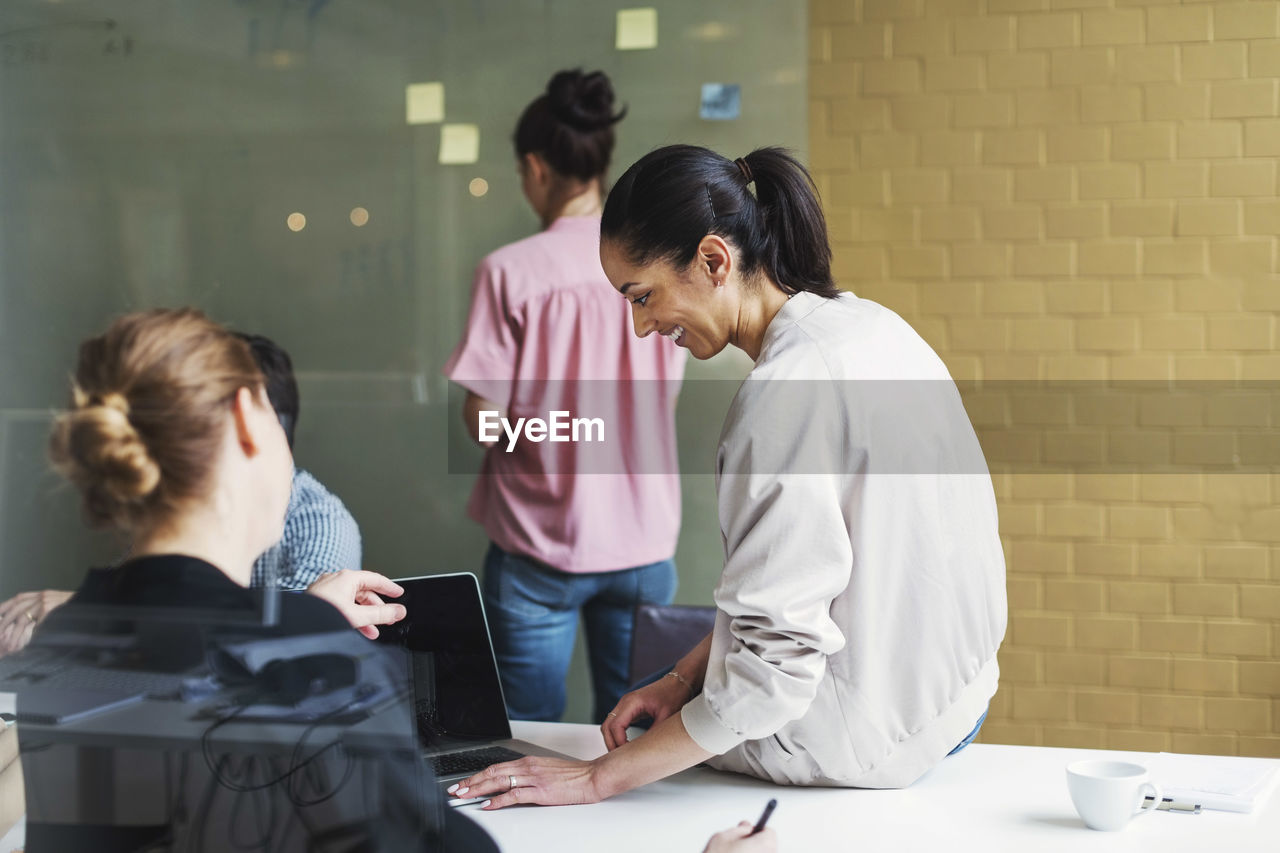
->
xmin=49 ymin=308 xmax=264 ymax=534
xmin=52 ymin=387 xmax=162 ymax=521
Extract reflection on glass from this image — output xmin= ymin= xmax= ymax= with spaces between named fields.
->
xmin=286 ymin=212 xmax=306 ymax=232
xmin=269 ymin=50 xmax=300 ymax=69
xmin=688 ymin=21 xmax=730 ymax=41
xmin=0 ymin=0 xmax=806 ymax=730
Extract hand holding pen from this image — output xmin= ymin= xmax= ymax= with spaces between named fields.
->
xmin=702 ymin=800 xmax=778 ymax=853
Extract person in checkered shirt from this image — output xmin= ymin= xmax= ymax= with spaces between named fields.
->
xmin=236 ymin=333 xmax=363 ymax=590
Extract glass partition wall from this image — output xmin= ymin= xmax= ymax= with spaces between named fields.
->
xmin=0 ymin=0 xmax=806 ymax=722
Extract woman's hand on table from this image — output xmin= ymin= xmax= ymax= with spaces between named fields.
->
xmin=601 ymin=673 xmax=690 ymax=751
xmin=448 ymin=755 xmax=605 ymax=810
xmin=456 ymin=706 xmax=714 ymax=811
xmin=306 ymin=570 xmax=406 ymax=639
xmin=702 ymin=822 xmax=777 ymax=853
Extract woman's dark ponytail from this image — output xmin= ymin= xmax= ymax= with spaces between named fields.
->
xmin=741 ymin=148 xmax=837 ymax=298
xmin=601 ymin=145 xmax=839 ymax=299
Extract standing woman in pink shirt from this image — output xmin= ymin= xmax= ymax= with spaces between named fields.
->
xmin=444 ymin=69 xmax=687 ymax=723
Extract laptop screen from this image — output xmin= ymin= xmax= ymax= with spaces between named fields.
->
xmin=374 ymin=573 xmax=512 ymax=749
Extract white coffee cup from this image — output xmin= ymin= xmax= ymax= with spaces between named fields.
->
xmin=1066 ymin=760 xmax=1162 ymax=831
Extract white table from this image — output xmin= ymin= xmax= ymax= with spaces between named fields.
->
xmin=0 ymin=691 xmax=18 ymax=853
xmin=3 ymin=707 xmax=1277 ymax=852
xmin=0 ymin=821 xmax=19 ymax=853
xmin=465 ymin=721 xmax=1280 ymax=853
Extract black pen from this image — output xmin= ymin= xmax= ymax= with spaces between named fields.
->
xmin=750 ymin=798 xmax=777 ymax=835
xmin=1144 ymin=795 xmax=1202 ymax=814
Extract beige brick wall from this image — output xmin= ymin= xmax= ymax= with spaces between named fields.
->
xmin=810 ymin=0 xmax=1278 ymax=756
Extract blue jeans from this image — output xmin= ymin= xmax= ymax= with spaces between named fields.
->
xmin=481 ymin=543 xmax=677 ymax=723
xmin=948 ymin=707 xmax=989 ymax=756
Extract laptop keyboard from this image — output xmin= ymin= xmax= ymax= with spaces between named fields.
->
xmin=0 ymin=648 xmax=61 ymax=682
xmin=430 ymin=745 xmax=525 ymax=778
xmin=30 ymin=666 xmax=189 ymax=697
xmin=0 ymin=654 xmax=189 ymax=698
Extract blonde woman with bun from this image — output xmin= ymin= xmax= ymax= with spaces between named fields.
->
xmin=0 ymin=329 xmax=365 ymax=655
xmin=16 ymin=308 xmax=509 ymax=853
xmin=40 ymin=308 xmax=405 ymax=639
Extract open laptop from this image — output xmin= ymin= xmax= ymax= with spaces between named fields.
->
xmin=375 ymin=572 xmax=575 ymax=791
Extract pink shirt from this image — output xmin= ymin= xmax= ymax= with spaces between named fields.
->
xmin=444 ymin=216 xmax=687 ymax=573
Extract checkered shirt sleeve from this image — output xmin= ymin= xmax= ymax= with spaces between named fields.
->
xmin=252 ymin=468 xmax=362 ymax=589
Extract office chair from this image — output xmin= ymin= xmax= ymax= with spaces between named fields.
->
xmin=627 ymin=603 xmax=717 ymax=687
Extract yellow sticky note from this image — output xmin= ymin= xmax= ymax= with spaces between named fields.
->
xmin=406 ymin=82 xmax=445 ymax=125
xmin=439 ymin=124 xmax=480 ymax=165
xmin=616 ymin=8 xmax=658 ymax=50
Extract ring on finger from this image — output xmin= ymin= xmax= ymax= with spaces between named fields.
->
xmin=607 ymin=711 xmax=617 ymax=717
xmin=509 ymin=775 xmax=517 ymax=791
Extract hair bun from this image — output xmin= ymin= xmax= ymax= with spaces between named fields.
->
xmin=546 ymin=69 xmax=626 ymax=132
xmin=56 ymin=388 xmax=162 ymax=515
xmin=98 ymin=391 xmax=131 ymax=418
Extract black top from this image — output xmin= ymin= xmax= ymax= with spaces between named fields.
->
xmin=70 ymin=553 xmax=275 ymax=610
xmin=20 ymin=554 xmax=498 ymax=853
xmin=58 ymin=552 xmax=349 ymax=626
xmin=36 ymin=554 xmax=351 ymax=674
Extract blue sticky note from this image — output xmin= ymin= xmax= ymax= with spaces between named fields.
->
xmin=700 ymin=83 xmax=741 ymax=120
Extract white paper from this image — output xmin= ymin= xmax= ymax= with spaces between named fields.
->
xmin=1148 ymin=752 xmax=1280 ymax=813
xmin=439 ymin=123 xmax=480 ymax=165
xmin=406 ymin=82 xmax=445 ymax=125
xmin=616 ymin=8 xmax=658 ymax=50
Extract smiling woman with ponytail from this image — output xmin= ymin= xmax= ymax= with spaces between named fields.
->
xmin=452 ymin=145 xmax=1007 ymax=810
xmin=601 ymin=145 xmax=840 ymax=311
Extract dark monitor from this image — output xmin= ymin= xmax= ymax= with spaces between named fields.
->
xmin=373 ymin=573 xmax=511 ymax=749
